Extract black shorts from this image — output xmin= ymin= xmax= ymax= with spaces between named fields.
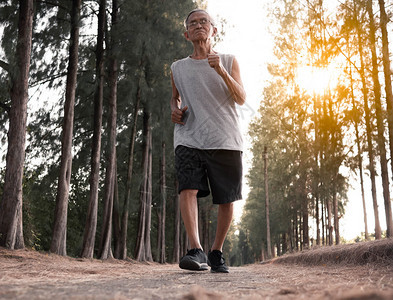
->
xmin=175 ymin=145 xmax=242 ymax=204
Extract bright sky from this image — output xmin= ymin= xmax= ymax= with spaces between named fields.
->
xmin=206 ymin=0 xmax=387 ymax=241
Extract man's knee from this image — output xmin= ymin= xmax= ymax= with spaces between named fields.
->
xmin=219 ymin=202 xmax=234 ymax=211
xmin=180 ymin=189 xmax=198 ymax=200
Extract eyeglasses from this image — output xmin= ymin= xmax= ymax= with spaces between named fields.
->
xmin=187 ymin=18 xmax=212 ymax=29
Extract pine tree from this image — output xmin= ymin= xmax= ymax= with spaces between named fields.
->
xmin=0 ymin=0 xmax=34 ymax=249
xmin=377 ymin=0 xmax=393 ymax=237
xmin=50 ymin=0 xmax=82 ymax=256
xmin=81 ymin=0 xmax=106 ymax=259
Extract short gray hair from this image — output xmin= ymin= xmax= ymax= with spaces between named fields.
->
xmin=184 ymin=9 xmax=215 ymax=28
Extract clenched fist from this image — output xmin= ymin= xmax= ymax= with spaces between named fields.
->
xmin=171 ymin=106 xmax=188 ymax=125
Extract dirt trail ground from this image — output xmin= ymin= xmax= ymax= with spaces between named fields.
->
xmin=1 ymin=239 xmax=393 ymax=299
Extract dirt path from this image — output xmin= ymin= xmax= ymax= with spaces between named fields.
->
xmin=1 ymin=248 xmax=393 ymax=299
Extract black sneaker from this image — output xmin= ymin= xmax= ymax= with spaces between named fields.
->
xmin=179 ymin=248 xmax=208 ymax=271
xmin=208 ymin=250 xmax=229 ymax=273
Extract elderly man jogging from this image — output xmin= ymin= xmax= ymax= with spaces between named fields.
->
xmin=170 ymin=8 xmax=246 ymax=273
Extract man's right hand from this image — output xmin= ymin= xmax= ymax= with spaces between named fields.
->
xmin=171 ymin=106 xmax=188 ymax=125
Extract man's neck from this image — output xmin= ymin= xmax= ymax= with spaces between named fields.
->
xmin=190 ymin=41 xmax=215 ymax=59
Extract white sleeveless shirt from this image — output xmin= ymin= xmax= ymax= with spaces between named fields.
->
xmin=171 ymin=54 xmax=243 ymax=151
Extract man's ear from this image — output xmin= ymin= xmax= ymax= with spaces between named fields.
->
xmin=212 ymin=26 xmax=218 ymax=37
xmin=184 ymin=31 xmax=190 ymax=40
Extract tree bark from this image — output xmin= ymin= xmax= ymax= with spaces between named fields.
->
xmin=81 ymin=0 xmax=106 ymax=259
xmin=144 ymin=125 xmax=153 ymax=262
xmin=349 ymin=64 xmax=369 ymax=240
xmin=119 ymin=40 xmax=147 ymax=259
xmin=112 ymin=166 xmax=121 ymax=258
xmin=119 ymin=82 xmax=141 ymax=259
xmin=134 ymin=110 xmax=150 ymax=261
xmin=98 ymin=11 xmax=119 ymax=258
xmin=366 ymin=0 xmax=390 ymax=239
xmin=50 ymin=0 xmax=81 ymax=255
xmin=263 ymin=146 xmax=272 ymax=258
xmin=0 ymin=0 xmax=33 ymax=249
xmin=321 ymin=198 xmax=325 ymax=245
xmin=327 ymin=95 xmax=339 ymax=245
xmin=327 ymin=197 xmax=333 ymax=246
xmin=294 ymin=214 xmax=298 ymax=250
xmin=333 ymin=184 xmax=339 ymax=245
xmin=315 ymin=194 xmax=320 ymax=245
xmin=299 ymin=130 xmax=309 ymax=249
xmin=172 ymin=180 xmax=180 ymax=263
xmin=158 ymin=141 xmax=167 ymax=263
xmin=377 ymin=0 xmax=393 ymax=237
xmin=354 ymin=2 xmax=381 ymax=239
xmin=321 ymin=100 xmax=333 ymax=246
xmin=313 ymin=97 xmax=321 ymax=245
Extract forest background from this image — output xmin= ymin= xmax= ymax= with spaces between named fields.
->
xmin=0 ymin=0 xmax=393 ymax=266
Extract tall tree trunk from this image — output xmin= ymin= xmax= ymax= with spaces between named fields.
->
xmin=0 ymin=0 xmax=33 ymax=249
xmin=321 ymin=99 xmax=333 ymax=246
xmin=327 ymin=197 xmax=333 ymax=245
xmin=119 ymin=82 xmax=141 ymax=259
xmin=349 ymin=64 xmax=369 ymax=240
xmin=315 ymin=194 xmax=320 ymax=245
xmin=172 ymin=180 xmax=180 ymax=263
xmin=333 ymin=183 xmax=339 ymax=245
xmin=158 ymin=142 xmax=167 ymax=263
xmin=81 ymin=0 xmax=106 ymax=259
xmin=313 ymin=97 xmax=321 ymax=246
xmin=98 ymin=9 xmax=119 ymax=258
xmin=263 ymin=146 xmax=272 ymax=258
xmin=377 ymin=0 xmax=393 ymax=237
xmin=50 ymin=0 xmax=81 ymax=255
xmin=299 ymin=131 xmax=309 ymax=249
xmin=119 ymin=41 xmax=147 ymax=259
xmin=355 ymin=3 xmax=382 ymax=239
xmin=144 ymin=123 xmax=153 ymax=262
xmin=98 ymin=167 xmax=114 ymax=260
xmin=294 ymin=214 xmax=299 ymax=251
xmin=299 ymin=213 xmax=303 ymax=251
xmin=327 ymin=94 xmax=340 ymax=245
xmin=157 ymin=209 xmax=162 ymax=261
xmin=112 ymin=166 xmax=121 ymax=258
xmin=321 ymin=197 xmax=325 ymax=245
xmin=302 ymin=194 xmax=309 ymax=248
xmin=134 ymin=110 xmax=150 ymax=261
xmin=366 ymin=0 xmax=390 ymax=239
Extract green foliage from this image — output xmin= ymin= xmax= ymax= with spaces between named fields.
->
xmin=240 ymin=0 xmax=352 ymax=262
xmin=1 ymin=0 xmax=198 ymax=257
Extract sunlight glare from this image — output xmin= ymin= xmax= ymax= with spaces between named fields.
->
xmin=296 ymin=65 xmax=337 ymax=95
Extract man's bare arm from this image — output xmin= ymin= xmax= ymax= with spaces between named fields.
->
xmin=170 ymin=73 xmax=188 ymax=125
xmin=207 ymin=55 xmax=246 ymax=106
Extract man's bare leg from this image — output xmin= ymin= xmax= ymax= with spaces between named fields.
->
xmin=179 ymin=189 xmax=208 ymax=271
xmin=207 ymin=202 xmax=233 ymax=273
xmin=180 ymin=189 xmax=202 ymax=250
xmin=211 ymin=202 xmax=234 ymax=251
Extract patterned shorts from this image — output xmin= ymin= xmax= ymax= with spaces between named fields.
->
xmin=175 ymin=145 xmax=242 ymax=204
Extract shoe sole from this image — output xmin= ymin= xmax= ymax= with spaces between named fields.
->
xmin=208 ymin=257 xmax=229 ymax=273
xmin=179 ymin=259 xmax=208 ymax=271
xmin=210 ymin=268 xmax=229 ymax=273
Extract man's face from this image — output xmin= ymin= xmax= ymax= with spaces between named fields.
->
xmin=184 ymin=11 xmax=216 ymax=42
